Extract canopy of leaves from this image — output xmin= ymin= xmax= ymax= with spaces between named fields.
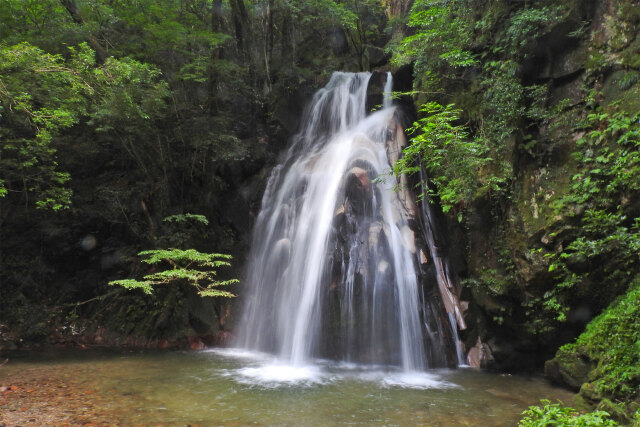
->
xmin=0 ymin=42 xmax=167 ymax=210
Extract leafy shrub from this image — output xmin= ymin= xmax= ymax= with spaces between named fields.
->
xmin=519 ymin=400 xmax=617 ymax=426
xmin=392 ymin=102 xmax=490 ymax=218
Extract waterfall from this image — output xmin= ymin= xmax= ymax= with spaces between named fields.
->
xmin=382 ymin=71 xmax=393 ymax=109
xmin=234 ymin=72 xmax=459 ymax=370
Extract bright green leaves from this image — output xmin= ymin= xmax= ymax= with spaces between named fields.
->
xmin=109 ymin=249 xmax=238 ymax=298
xmin=138 ymin=248 xmax=232 ymax=268
xmin=503 ymin=6 xmax=565 ymax=53
xmin=0 ymin=0 xmax=73 ymax=51
xmin=0 ymin=43 xmax=89 ymax=136
xmin=88 ymin=56 xmax=168 ymax=132
xmin=163 ymin=214 xmax=209 ymax=226
xmin=94 ymin=0 xmax=230 ymax=58
xmin=393 ymin=102 xmax=489 ymax=217
xmin=264 ymin=0 xmax=357 ymax=30
xmin=109 ymin=214 xmax=238 ymax=298
xmin=570 ymin=110 xmax=640 ymax=204
xmin=519 ymin=400 xmax=617 ymax=427
xmin=394 ymin=0 xmax=476 ymax=70
xmin=108 ymin=278 xmax=155 ymax=295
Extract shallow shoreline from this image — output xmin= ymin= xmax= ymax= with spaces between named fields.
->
xmin=0 ymin=365 xmax=118 ymax=426
xmin=0 ymin=348 xmax=574 ymax=426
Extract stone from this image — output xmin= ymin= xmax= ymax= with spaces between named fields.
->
xmin=368 ymin=222 xmax=383 ymax=248
xmin=466 ymin=337 xmax=494 ymax=368
xmin=345 ymin=166 xmax=373 ymax=214
xmin=187 ymin=336 xmax=206 ymax=351
xmin=377 ymin=260 xmax=390 ymax=274
xmin=400 ymin=225 xmax=416 ymax=254
xmin=545 ymin=352 xmax=592 ymax=391
xmin=420 ymin=249 xmax=429 ymax=265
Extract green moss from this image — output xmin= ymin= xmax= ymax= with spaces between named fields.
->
xmin=620 ymin=36 xmax=640 ymax=69
xmin=548 ymin=276 xmax=640 ymax=422
xmin=545 ymin=352 xmax=592 ymax=390
xmin=602 ymin=70 xmax=640 ymax=112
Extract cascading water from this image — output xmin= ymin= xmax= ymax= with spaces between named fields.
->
xmin=234 ymin=72 xmax=460 ymax=371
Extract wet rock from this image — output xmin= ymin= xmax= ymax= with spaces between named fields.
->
xmin=365 ymin=70 xmax=389 ymax=112
xmin=345 ymin=166 xmax=373 ymax=214
xmin=188 ymin=336 xmax=206 ymax=350
xmin=377 ymin=260 xmax=390 ymax=274
xmin=367 ymin=46 xmax=388 ymax=68
xmin=466 ymin=337 xmax=495 ymax=368
xmin=385 ymin=122 xmax=416 ymax=220
xmin=368 ymin=222 xmax=383 ymax=247
xmin=215 ymin=330 xmax=233 ymax=346
xmin=400 ymin=225 xmax=416 ymax=254
xmin=545 ymin=352 xmax=592 ymax=391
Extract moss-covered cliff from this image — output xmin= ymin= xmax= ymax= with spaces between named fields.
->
xmin=390 ymin=0 xmax=640 ymax=420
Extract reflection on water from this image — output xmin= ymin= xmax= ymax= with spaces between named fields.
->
xmin=1 ymin=348 xmax=573 ymax=426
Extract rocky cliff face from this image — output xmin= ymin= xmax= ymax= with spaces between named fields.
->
xmin=400 ymin=0 xmax=640 ymax=374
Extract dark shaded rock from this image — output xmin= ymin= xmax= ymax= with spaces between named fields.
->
xmin=366 ymin=70 xmax=390 ymax=113
xmin=345 ymin=166 xmax=373 ymax=215
xmin=367 ymin=46 xmax=389 ymax=68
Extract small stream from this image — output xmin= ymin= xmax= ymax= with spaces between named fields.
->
xmin=1 ymin=348 xmax=573 ymax=426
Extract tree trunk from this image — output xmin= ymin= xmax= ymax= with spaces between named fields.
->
xmin=229 ymin=0 xmax=249 ymax=57
xmin=60 ymin=0 xmax=109 ymax=63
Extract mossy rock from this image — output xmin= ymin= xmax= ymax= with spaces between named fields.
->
xmin=545 ymin=276 xmax=640 ymax=420
xmin=602 ymin=69 xmax=640 ymax=112
xmin=597 ymin=399 xmax=634 ymax=424
xmin=545 ymin=350 xmax=593 ymax=390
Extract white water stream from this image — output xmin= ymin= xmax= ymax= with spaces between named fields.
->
xmin=234 ymin=72 xmax=459 ymax=375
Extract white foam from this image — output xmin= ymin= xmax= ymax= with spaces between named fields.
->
xmin=212 ymin=349 xmax=457 ymax=389
xmin=208 ymin=347 xmax=274 ymax=362
xmin=232 ymin=364 xmax=328 ymax=387
xmin=380 ymin=371 xmax=458 ymax=390
xmin=342 ymin=369 xmax=455 ymax=389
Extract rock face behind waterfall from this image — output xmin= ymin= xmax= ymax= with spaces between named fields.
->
xmin=234 ymin=72 xmax=461 ymax=369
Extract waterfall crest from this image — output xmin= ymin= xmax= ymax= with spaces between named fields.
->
xmin=234 ymin=72 xmax=459 ymax=370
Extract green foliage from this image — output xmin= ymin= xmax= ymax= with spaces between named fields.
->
xmin=0 ymin=0 xmax=399 ymax=343
xmin=532 ymin=109 xmax=640 ymax=331
xmin=392 ymin=0 xmax=477 ymax=71
xmin=0 ymin=0 xmax=76 ymax=52
xmin=393 ymin=102 xmax=488 ymax=216
xmin=390 ymin=0 xmax=569 ymax=218
xmin=87 ymin=55 xmax=168 ymax=133
xmin=163 ymin=213 xmax=209 ymax=226
xmin=0 ymin=41 xmax=167 ymax=210
xmin=556 ymin=277 xmax=640 ymax=407
xmin=0 ymin=42 xmax=83 ymax=209
xmin=519 ymin=400 xmax=617 ymax=427
xmin=109 ymin=248 xmax=237 ymax=298
xmin=503 ymin=7 xmax=565 ymax=53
